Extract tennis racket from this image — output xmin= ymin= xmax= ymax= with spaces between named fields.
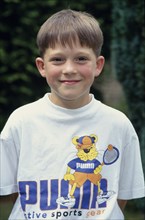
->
xmin=102 ymin=145 xmax=119 ymax=165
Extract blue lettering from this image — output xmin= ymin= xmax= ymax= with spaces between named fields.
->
xmin=19 ymin=181 xmax=37 ymax=211
xmin=99 ymin=178 xmax=107 ymax=208
xmin=40 ymin=180 xmax=58 ymax=210
xmin=81 ymin=181 xmax=91 ymax=209
xmin=19 ymin=178 xmax=107 ymax=211
xmin=60 ymin=179 xmax=69 ymax=209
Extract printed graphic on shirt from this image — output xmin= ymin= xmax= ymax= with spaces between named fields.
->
xmin=19 ymin=134 xmax=119 ymax=219
xmin=56 ymin=134 xmax=119 ymax=208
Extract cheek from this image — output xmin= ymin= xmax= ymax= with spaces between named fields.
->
xmin=80 ymin=64 xmax=96 ymax=78
xmin=45 ymin=75 xmax=56 ymax=87
xmin=44 ymin=67 xmax=60 ymax=84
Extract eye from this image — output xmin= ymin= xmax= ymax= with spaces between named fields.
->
xmin=75 ymin=56 xmax=88 ymax=63
xmin=50 ymin=57 xmax=65 ymax=64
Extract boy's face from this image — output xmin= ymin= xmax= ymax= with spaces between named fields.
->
xmin=36 ymin=40 xmax=104 ymax=108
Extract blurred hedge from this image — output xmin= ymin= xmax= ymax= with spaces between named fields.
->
xmin=111 ymin=0 xmax=145 ymax=210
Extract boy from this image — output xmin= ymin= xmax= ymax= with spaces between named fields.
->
xmin=0 ymin=9 xmax=144 ymax=220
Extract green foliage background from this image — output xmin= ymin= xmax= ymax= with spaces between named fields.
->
xmin=112 ymin=0 xmax=145 ymax=151
xmin=0 ymin=0 xmax=144 ymax=218
xmin=111 ymin=0 xmax=145 ymax=211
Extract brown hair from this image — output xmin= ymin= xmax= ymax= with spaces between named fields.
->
xmin=36 ymin=9 xmax=103 ymax=57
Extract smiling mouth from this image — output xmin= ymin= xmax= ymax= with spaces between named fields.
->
xmin=83 ymin=149 xmax=91 ymax=153
xmin=60 ymin=80 xmax=81 ymax=85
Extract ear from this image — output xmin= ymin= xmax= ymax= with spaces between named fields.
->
xmin=95 ymin=56 xmax=105 ymax=77
xmin=35 ymin=57 xmax=46 ymax=77
xmin=90 ymin=134 xmax=98 ymax=143
xmin=72 ymin=136 xmax=79 ymax=146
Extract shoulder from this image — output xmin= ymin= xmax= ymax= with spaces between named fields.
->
xmin=93 ymin=99 xmax=136 ymax=137
xmin=99 ymin=101 xmax=126 ymax=118
xmin=1 ymin=95 xmax=47 ymax=136
xmin=9 ymin=94 xmax=47 ymax=120
xmin=95 ymin=100 xmax=130 ymax=124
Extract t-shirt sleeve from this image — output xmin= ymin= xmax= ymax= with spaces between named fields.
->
xmin=118 ymin=119 xmax=145 ymax=200
xmin=0 ymin=116 xmax=19 ymax=195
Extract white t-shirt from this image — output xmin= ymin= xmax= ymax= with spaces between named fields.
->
xmin=0 ymin=94 xmax=145 ymax=220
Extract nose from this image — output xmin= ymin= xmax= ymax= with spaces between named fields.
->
xmin=62 ymin=60 xmax=77 ymax=75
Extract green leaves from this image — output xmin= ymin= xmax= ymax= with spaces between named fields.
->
xmin=111 ymin=1 xmax=145 ymax=211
